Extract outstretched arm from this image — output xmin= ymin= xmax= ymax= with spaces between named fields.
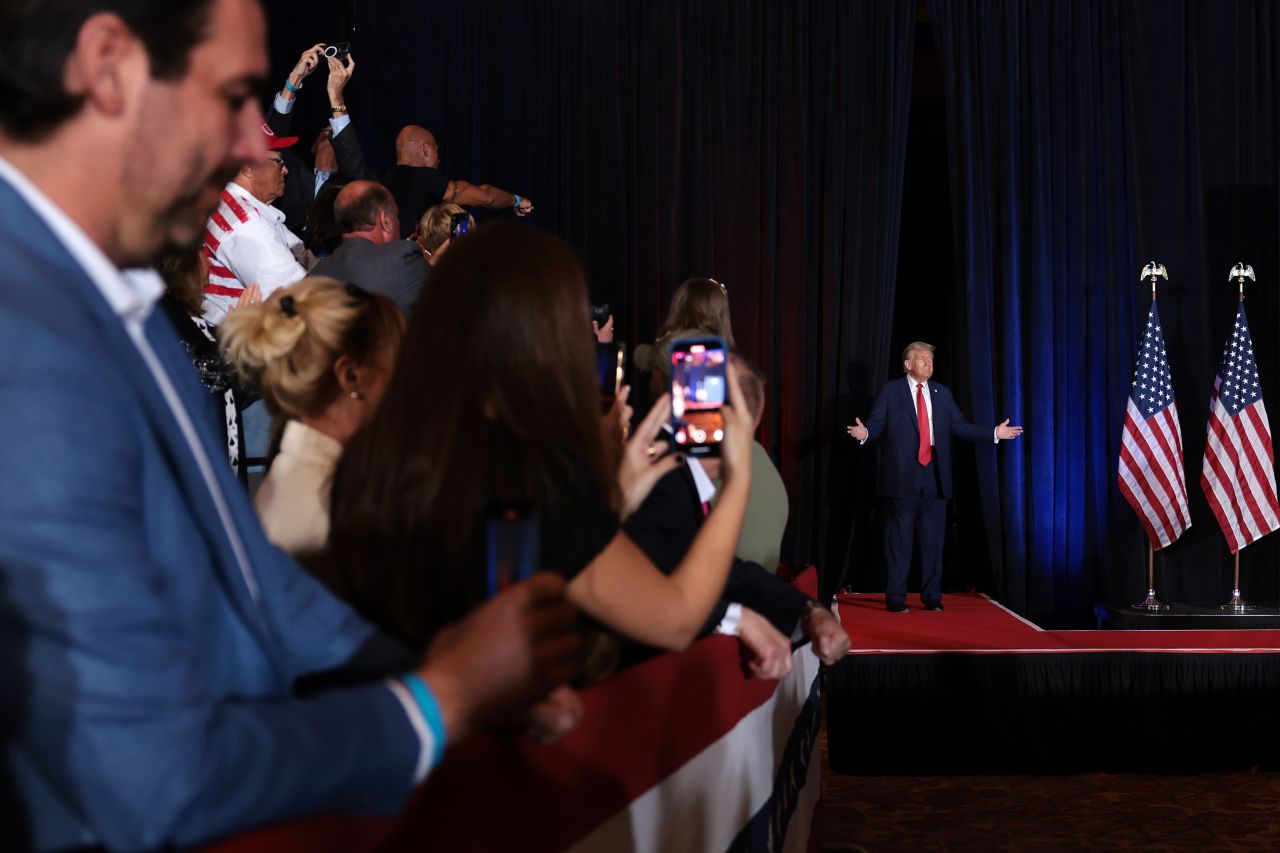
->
xmin=445 ymin=179 xmax=535 ymax=216
xmin=846 ymin=383 xmax=892 ymax=444
xmin=945 ymin=392 xmax=1023 ymax=444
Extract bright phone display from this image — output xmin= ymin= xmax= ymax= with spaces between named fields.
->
xmin=669 ymin=336 xmax=728 ymax=456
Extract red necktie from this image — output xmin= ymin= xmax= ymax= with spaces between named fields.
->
xmin=916 ymin=383 xmax=931 ymax=466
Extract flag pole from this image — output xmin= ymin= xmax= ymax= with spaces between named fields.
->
xmin=1132 ymin=262 xmax=1170 ymax=611
xmin=1220 ymin=263 xmax=1256 ymax=613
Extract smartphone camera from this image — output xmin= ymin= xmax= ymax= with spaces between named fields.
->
xmin=485 ymin=503 xmax=538 ymax=597
xmin=669 ymin=336 xmax=728 ymax=456
xmin=323 ymin=42 xmax=352 ymax=61
xmin=449 ymin=212 xmax=471 ymax=240
xmin=589 ymin=303 xmax=611 ymax=327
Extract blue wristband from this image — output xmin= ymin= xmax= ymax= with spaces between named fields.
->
xmin=513 ymin=193 xmax=522 ymax=210
xmin=401 ymin=673 xmax=447 ymax=767
xmin=284 ymin=78 xmax=301 ymax=94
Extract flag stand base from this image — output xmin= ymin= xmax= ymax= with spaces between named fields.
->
xmin=1130 ymin=590 xmax=1169 ymax=611
xmin=1220 ymin=589 xmax=1256 ymax=613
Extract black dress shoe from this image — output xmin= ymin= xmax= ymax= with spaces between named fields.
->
xmin=923 ymin=600 xmax=944 ymax=611
xmin=886 ymin=602 xmax=910 ymax=612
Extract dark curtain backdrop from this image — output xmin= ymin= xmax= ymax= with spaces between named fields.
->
xmin=264 ymin=0 xmax=917 ymax=599
xmin=262 ymin=0 xmax=1280 ymax=626
xmin=929 ymin=0 xmax=1280 ymax=626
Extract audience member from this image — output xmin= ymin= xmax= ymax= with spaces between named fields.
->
xmin=303 ymin=182 xmax=345 ymax=257
xmin=728 ymin=354 xmax=789 ymax=573
xmin=634 ymin=277 xmax=736 ymax=377
xmin=325 ymin=223 xmax=754 ymax=659
xmin=623 ymin=433 xmax=850 ymax=665
xmin=221 ymin=277 xmax=405 ymax=556
xmin=311 ymin=180 xmax=428 ymax=314
xmin=267 ymin=45 xmax=375 ymax=235
xmin=385 ymin=125 xmax=535 ymax=237
xmin=202 ymin=124 xmax=314 ymax=324
xmin=156 ymin=247 xmax=259 ymax=485
xmin=0 ymin=2 xmax=582 ymax=848
xmin=415 ymin=201 xmax=474 ymax=266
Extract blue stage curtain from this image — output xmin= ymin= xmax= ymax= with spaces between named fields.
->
xmin=928 ymin=0 xmax=1280 ymax=625
xmin=266 ymin=0 xmax=917 ymax=595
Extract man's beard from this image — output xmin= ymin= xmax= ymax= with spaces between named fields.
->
xmin=152 ymin=160 xmax=241 ymax=259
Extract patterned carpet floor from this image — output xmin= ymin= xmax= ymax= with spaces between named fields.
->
xmin=820 ymin=729 xmax=1280 ymax=851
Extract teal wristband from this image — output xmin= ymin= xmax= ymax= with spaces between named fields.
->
xmin=513 ymin=194 xmax=522 ymax=209
xmin=284 ymin=78 xmax=301 ymax=94
xmin=401 ymin=673 xmax=447 ymax=767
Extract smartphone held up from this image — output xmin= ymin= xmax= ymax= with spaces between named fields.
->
xmin=669 ymin=336 xmax=728 ymax=456
xmin=485 ymin=503 xmax=538 ymax=598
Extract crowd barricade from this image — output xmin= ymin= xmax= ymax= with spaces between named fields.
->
xmin=204 ymin=568 xmax=823 ymax=853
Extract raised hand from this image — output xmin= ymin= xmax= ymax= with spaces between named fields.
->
xmin=846 ymin=417 xmax=868 ymax=442
xmin=326 ymin=54 xmax=355 ymax=103
xmin=717 ymin=360 xmax=754 ymax=487
xmin=617 ymin=392 xmax=680 ymax=519
xmin=289 ymin=44 xmax=324 ymax=86
xmin=592 ymin=314 xmax=614 ymax=343
xmin=996 ymin=418 xmax=1024 ymax=440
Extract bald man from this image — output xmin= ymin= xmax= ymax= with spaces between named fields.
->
xmin=311 ymin=179 xmax=429 ymax=314
xmin=384 ymin=124 xmax=534 ymax=237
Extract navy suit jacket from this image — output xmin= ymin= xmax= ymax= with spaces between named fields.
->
xmin=862 ymin=377 xmax=992 ymax=499
xmin=0 ymin=176 xmax=417 ymax=850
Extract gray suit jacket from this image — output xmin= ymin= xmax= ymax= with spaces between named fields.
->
xmin=311 ymin=237 xmax=429 ymax=316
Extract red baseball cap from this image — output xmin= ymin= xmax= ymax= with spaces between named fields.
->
xmin=261 ymin=123 xmax=299 ymax=150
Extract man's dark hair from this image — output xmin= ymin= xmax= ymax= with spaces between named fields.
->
xmin=334 ymin=182 xmax=397 ymax=233
xmin=0 ymin=0 xmax=216 ymax=141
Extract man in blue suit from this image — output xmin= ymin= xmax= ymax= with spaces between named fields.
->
xmin=847 ymin=343 xmax=1022 ymax=611
xmin=0 ymin=1 xmax=580 ymax=849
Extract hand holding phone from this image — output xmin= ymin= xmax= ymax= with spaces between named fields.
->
xmin=668 ymin=336 xmax=728 ymax=457
xmin=449 ymin=212 xmax=471 ymax=240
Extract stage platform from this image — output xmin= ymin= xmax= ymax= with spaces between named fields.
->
xmin=826 ymin=592 xmax=1280 ymax=774
xmin=1095 ymin=601 xmax=1280 ymax=630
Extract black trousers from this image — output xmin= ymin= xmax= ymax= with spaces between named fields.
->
xmin=882 ymin=458 xmax=946 ymax=606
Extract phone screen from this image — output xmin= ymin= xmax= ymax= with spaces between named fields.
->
xmin=485 ymin=504 xmax=538 ymax=597
xmin=596 ymin=342 xmax=625 ymax=402
xmin=450 ymin=213 xmax=471 ymax=240
xmin=669 ymin=336 xmax=728 ymax=456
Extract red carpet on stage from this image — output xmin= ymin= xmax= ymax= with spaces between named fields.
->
xmin=835 ymin=592 xmax=1280 ymax=653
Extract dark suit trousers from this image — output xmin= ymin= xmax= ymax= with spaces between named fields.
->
xmin=882 ymin=458 xmax=946 ymax=606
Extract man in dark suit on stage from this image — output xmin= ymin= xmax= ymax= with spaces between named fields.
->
xmin=847 ymin=342 xmax=1022 ymax=612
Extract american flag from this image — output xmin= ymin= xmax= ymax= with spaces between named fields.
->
xmin=1118 ymin=304 xmax=1190 ymax=548
xmin=1200 ymin=303 xmax=1280 ymax=553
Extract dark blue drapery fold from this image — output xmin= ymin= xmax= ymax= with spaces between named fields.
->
xmin=929 ymin=0 xmax=1280 ymax=625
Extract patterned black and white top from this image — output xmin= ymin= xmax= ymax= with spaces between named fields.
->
xmin=159 ymin=295 xmax=253 ymax=485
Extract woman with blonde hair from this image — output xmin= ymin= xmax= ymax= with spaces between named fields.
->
xmin=415 ymin=202 xmax=475 ymax=266
xmin=220 ymin=276 xmax=405 ymax=556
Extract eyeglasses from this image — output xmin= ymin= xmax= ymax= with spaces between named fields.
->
xmin=266 ymin=156 xmax=286 ymax=171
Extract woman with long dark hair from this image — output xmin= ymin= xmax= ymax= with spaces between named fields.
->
xmin=325 ymin=224 xmax=753 ymax=655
